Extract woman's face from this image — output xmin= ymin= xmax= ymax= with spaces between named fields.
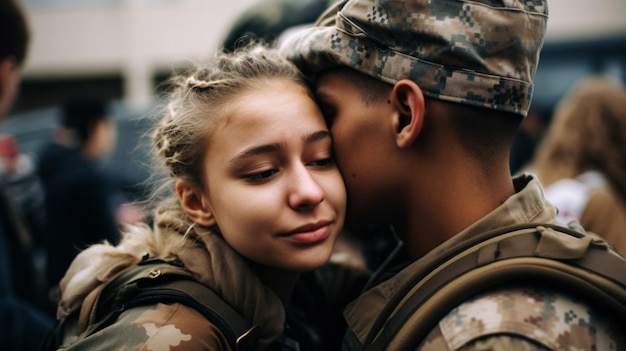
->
xmin=200 ymin=80 xmax=346 ymax=272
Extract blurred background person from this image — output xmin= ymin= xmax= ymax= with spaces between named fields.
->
xmin=0 ymin=134 xmax=46 ymax=250
xmin=527 ymin=76 xmax=626 ymax=256
xmin=0 ymin=0 xmax=54 ymax=349
xmin=37 ymin=93 xmax=121 ymax=309
xmin=0 ymin=133 xmax=47 ymax=308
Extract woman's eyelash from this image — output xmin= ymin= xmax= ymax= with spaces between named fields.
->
xmin=309 ymin=158 xmax=334 ymax=168
xmin=244 ymin=169 xmax=277 ymax=182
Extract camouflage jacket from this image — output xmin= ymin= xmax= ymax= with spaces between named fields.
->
xmin=54 ymin=225 xmax=285 ymax=351
xmin=343 ymin=174 xmax=625 ymax=350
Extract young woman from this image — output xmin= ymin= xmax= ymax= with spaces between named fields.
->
xmin=51 ymin=45 xmax=346 ymax=350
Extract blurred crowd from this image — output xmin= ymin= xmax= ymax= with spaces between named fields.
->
xmin=1 ymin=2 xmax=147 ymax=349
xmin=1 ymin=0 xmax=625 ymax=350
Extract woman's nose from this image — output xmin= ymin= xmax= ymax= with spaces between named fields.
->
xmin=288 ymin=167 xmax=324 ymax=210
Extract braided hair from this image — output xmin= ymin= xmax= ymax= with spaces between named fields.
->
xmin=148 ymin=44 xmax=305 ymax=232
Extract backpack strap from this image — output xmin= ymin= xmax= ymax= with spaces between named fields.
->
xmin=83 ymin=259 xmax=259 ymax=351
xmin=127 ymin=281 xmax=259 ymax=351
xmin=363 ymin=223 xmax=626 ymax=351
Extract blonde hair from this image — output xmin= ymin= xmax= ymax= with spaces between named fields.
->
xmin=148 ymin=44 xmax=306 ymax=235
xmin=58 ymin=45 xmax=307 ymax=324
xmin=531 ymin=76 xmax=626 ymax=202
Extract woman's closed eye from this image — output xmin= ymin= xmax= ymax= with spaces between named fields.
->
xmin=244 ymin=168 xmax=278 ymax=183
xmin=308 ymin=157 xmax=334 ymax=169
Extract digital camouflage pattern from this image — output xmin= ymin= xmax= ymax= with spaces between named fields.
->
xmin=281 ymin=0 xmax=548 ymax=116
xmin=418 ymin=286 xmax=624 ymax=351
xmin=342 ymin=174 xmax=625 ymax=350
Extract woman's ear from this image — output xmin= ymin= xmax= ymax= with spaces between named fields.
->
xmin=175 ymin=179 xmax=216 ymax=227
xmin=390 ymin=79 xmax=425 ymax=148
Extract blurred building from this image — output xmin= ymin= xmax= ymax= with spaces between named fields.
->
xmin=534 ymin=0 xmax=626 ymax=115
xmin=3 ymin=0 xmax=625 ymax=179
xmin=14 ymin=0 xmax=260 ymax=114
xmin=9 ymin=0 xmax=626 ymax=115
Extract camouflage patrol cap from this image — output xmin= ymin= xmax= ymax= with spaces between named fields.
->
xmin=281 ymin=0 xmax=548 ymax=116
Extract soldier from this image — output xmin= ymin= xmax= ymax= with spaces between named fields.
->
xmin=281 ymin=0 xmax=626 ymax=350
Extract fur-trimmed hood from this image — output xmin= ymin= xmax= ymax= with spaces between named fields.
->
xmin=57 ymin=197 xmax=285 ymax=349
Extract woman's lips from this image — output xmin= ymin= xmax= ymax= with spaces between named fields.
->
xmin=283 ymin=222 xmax=331 ymax=244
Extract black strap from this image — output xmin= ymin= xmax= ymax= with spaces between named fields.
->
xmin=125 ymin=280 xmax=260 ymax=351
xmin=88 ymin=261 xmax=259 ymax=351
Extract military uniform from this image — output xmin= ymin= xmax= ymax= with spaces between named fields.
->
xmin=282 ymin=0 xmax=547 ymax=116
xmin=54 ymin=216 xmax=285 ymax=350
xmin=340 ymin=175 xmax=623 ymax=350
xmin=281 ymin=0 xmax=626 ymax=349
xmin=58 ymin=302 xmax=232 ymax=351
xmin=419 ymin=285 xmax=622 ymax=351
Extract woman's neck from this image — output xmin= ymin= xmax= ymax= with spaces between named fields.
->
xmin=248 ymin=262 xmax=300 ymax=306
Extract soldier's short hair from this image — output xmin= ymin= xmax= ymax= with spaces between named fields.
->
xmin=281 ymin=0 xmax=548 ymax=116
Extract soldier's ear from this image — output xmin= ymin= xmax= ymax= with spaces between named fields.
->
xmin=175 ymin=179 xmax=217 ymax=227
xmin=390 ymin=79 xmax=425 ymax=148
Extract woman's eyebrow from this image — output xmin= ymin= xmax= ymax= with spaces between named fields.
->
xmin=229 ymin=130 xmax=330 ymax=164
xmin=303 ymin=130 xmax=331 ymax=144
xmin=229 ymin=143 xmax=282 ymax=164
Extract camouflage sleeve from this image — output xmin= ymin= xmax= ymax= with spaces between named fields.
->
xmin=420 ymin=332 xmax=551 ymax=351
xmin=416 ymin=286 xmax=624 ymax=351
xmin=63 ymin=302 xmax=232 ymax=351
